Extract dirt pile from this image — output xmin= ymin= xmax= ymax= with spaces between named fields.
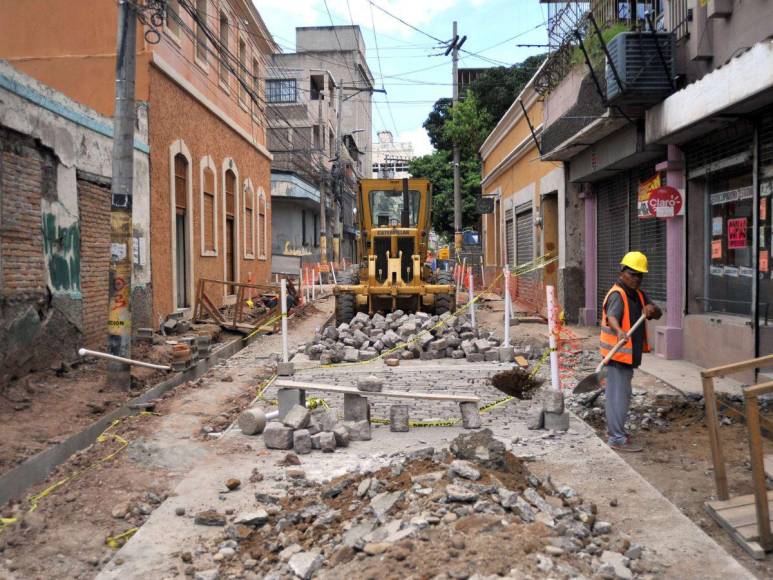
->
xmin=490 ymin=367 xmax=543 ymax=399
xmin=182 ymin=430 xmax=655 ymax=579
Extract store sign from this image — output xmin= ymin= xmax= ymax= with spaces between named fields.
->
xmin=711 ymin=240 xmax=722 ymax=259
xmin=711 ymin=186 xmax=754 ymax=206
xmin=476 ymin=197 xmax=495 ymax=214
xmin=638 ymin=177 xmax=684 ymax=219
xmin=727 ymin=218 xmax=748 ymax=249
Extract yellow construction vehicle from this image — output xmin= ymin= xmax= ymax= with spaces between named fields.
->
xmin=333 ymin=178 xmax=455 ymax=324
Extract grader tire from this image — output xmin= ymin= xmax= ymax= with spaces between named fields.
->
xmin=434 ymin=270 xmax=455 ymax=316
xmin=335 ymin=272 xmax=358 ymax=326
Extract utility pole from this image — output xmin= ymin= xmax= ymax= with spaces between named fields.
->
xmin=318 ymin=85 xmax=328 ymax=268
xmin=445 ymin=22 xmax=466 ymax=257
xmin=107 ymin=0 xmax=137 ymax=388
xmin=333 ymin=78 xmax=344 ymax=266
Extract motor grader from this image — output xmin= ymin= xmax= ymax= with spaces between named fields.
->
xmin=333 ymin=178 xmax=455 ymax=325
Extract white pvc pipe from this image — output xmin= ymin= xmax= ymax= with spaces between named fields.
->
xmin=78 ymin=348 xmax=172 ymax=371
xmin=468 ymin=268 xmax=475 ymax=329
xmin=281 ymin=278 xmax=289 ymax=363
xmin=503 ymin=265 xmax=510 ymax=347
xmin=318 ymin=267 xmax=323 ymax=297
xmin=311 ymin=266 xmax=316 ymax=301
xmin=546 ymin=285 xmax=561 ymax=391
xmin=480 ymin=255 xmax=486 ymax=289
xmin=331 ymin=262 xmax=337 ymax=285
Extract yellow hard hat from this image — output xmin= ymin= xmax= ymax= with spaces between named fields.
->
xmin=620 ymin=251 xmax=648 ymax=273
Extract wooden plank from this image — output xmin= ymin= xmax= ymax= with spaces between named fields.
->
xmin=702 ymin=354 xmax=773 ymax=378
xmin=765 ymin=454 xmax=773 ymax=480
xmin=275 ymin=379 xmax=481 ymax=403
xmin=703 ymin=375 xmax=729 ymax=500
xmin=707 ymin=490 xmax=773 ymax=511
xmin=745 ymin=395 xmax=773 ymax=550
xmin=705 ymin=502 xmax=767 ymax=560
xmin=514 ymin=356 xmax=529 ymax=368
xmin=715 ymin=501 xmax=773 ymax=528
xmin=743 ymin=380 xmax=773 ymax=398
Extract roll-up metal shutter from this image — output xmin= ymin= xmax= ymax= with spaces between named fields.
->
xmin=596 ymin=174 xmax=628 ymax=318
xmin=515 ymin=206 xmax=534 ymax=267
xmin=629 ymin=165 xmax=667 ymax=304
xmin=505 ymin=208 xmax=515 ymax=266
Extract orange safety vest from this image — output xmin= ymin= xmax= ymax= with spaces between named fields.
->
xmin=600 ymin=284 xmax=650 ymax=365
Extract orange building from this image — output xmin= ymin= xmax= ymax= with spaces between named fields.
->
xmin=0 ymin=0 xmax=275 ymax=322
xmin=479 ymin=60 xmax=565 ymax=315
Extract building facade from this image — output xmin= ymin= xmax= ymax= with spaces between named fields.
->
xmin=0 ymin=61 xmax=150 ymax=383
xmin=479 ymin=62 xmax=571 ymax=317
xmin=372 ymin=131 xmax=415 ymax=179
xmin=537 ymin=0 xmax=773 ymax=379
xmin=0 ymin=0 xmax=275 ymax=324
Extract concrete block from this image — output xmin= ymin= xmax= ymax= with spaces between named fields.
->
xmin=385 ymin=358 xmax=400 ymax=367
xmin=310 ymin=433 xmax=322 ymax=450
xmin=277 ymin=361 xmax=295 ymax=376
xmin=498 ymin=346 xmax=514 ymax=363
xmin=238 ymin=408 xmax=267 ymax=435
xmin=357 ymin=375 xmax=383 ymax=392
xmin=344 ymin=393 xmax=369 ymax=422
xmin=389 ymin=405 xmax=410 ymax=432
xmin=466 ymin=352 xmax=484 ymax=363
xmin=542 ymin=390 xmax=565 ymax=414
xmin=319 ymin=432 xmax=336 ymax=452
xmin=332 ymin=424 xmax=350 ymax=447
xmin=312 ymin=408 xmax=337 ymax=432
xmin=344 ymin=346 xmax=359 ymax=362
xmin=527 ymin=408 xmax=544 ymax=430
xmin=263 ymin=423 xmax=293 ymax=450
xmin=293 ymin=429 xmax=312 ymax=454
xmin=543 ymin=411 xmax=569 ymax=431
xmin=459 ymin=402 xmax=482 ymax=429
xmin=283 ymin=405 xmax=310 ymax=430
xmin=278 ymin=388 xmax=306 ymax=420
xmin=484 ymin=350 xmax=499 ymax=362
xmin=344 ymin=420 xmax=372 ymax=441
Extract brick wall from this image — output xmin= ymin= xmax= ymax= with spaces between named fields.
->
xmin=77 ymin=176 xmax=110 ymax=349
xmin=0 ymin=126 xmax=49 ymax=303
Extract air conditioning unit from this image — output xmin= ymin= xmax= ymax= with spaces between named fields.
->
xmin=605 ymin=32 xmax=676 ymax=106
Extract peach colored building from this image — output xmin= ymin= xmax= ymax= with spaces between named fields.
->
xmin=0 ymin=0 xmax=275 ymax=323
xmin=479 ymin=60 xmax=565 ymax=315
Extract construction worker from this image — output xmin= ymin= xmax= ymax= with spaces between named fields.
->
xmin=600 ymin=251 xmax=662 ymax=452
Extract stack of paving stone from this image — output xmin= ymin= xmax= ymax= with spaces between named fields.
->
xmin=263 ymin=403 xmax=361 ymax=453
xmin=302 ymin=310 xmax=516 ymax=364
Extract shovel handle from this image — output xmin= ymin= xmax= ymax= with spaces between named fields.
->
xmin=595 ymin=314 xmax=647 ymax=372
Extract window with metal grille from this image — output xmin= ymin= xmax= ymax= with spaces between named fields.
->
xmin=505 ymin=209 xmax=514 ymax=266
xmin=195 ymin=0 xmax=207 ymax=62
xmin=686 ymin=122 xmax=755 ymax=316
xmin=202 ymin=166 xmax=216 ymax=253
xmin=596 ymin=174 xmax=629 ymax=318
xmin=515 ymin=207 xmax=533 ymax=267
xmin=174 ymin=154 xmax=187 ymax=212
xmin=266 ymin=79 xmax=297 ymax=103
xmin=238 ymin=38 xmax=247 ymax=105
xmin=629 ymin=166 xmax=667 ymax=305
xmin=219 ymin=12 xmax=229 ymax=85
xmin=258 ymin=190 xmax=267 ymax=258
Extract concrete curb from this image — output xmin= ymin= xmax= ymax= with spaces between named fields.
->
xmin=0 ymin=330 xmax=264 ymax=506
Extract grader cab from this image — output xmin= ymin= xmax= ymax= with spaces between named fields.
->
xmin=333 ymin=178 xmax=455 ymax=325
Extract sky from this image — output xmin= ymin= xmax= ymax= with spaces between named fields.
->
xmin=252 ymin=0 xmax=549 ymax=156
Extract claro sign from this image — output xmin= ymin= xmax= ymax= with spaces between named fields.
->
xmin=638 ymin=175 xmax=684 ymax=219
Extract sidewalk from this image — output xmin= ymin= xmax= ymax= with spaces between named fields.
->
xmin=639 ymin=353 xmax=746 ymax=396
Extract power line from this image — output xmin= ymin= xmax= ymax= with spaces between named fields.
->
xmin=367 ymin=0 xmax=446 ymax=45
xmin=366 ymin=0 xmax=400 ymax=140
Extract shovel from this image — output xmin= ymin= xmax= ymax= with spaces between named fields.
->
xmin=573 ymin=314 xmax=646 ymax=395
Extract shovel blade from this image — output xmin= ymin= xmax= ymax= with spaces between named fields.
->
xmin=574 ymin=372 xmax=601 ymax=394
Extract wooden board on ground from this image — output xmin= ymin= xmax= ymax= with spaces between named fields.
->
xmin=274 ymin=379 xmax=480 ymax=403
xmin=765 ymin=454 xmax=773 ymax=480
xmin=705 ymin=491 xmax=773 ymax=559
xmin=514 ymin=356 xmax=529 ymax=368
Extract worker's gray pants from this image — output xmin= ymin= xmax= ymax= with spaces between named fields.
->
xmin=605 ymin=364 xmax=634 ymax=445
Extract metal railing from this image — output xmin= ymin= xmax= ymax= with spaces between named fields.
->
xmin=667 ymin=0 xmax=689 ymax=41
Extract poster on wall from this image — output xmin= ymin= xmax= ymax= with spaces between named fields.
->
xmin=712 ymin=217 xmax=723 ymax=236
xmin=724 ymin=266 xmax=739 ymax=277
xmin=710 ymin=265 xmax=724 ymax=277
xmin=711 ymin=240 xmax=722 ymax=259
xmin=761 ymin=251 xmax=769 ymax=273
xmin=727 ymin=218 xmax=748 ymax=249
xmin=638 ymin=179 xmax=684 ymax=219
xmin=739 ymin=267 xmax=754 ymax=278
xmin=637 ymin=175 xmax=661 ymax=218
xmin=762 ymin=198 xmax=768 ymax=221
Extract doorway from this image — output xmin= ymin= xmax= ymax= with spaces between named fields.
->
xmin=173 ymin=152 xmax=190 ymax=309
xmin=225 ymin=169 xmax=237 ymax=295
xmin=176 ymin=212 xmax=189 ymax=307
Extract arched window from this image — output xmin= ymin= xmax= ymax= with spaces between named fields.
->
xmin=243 ymin=179 xmax=255 ymax=259
xmin=222 ymin=160 xmax=240 ymax=294
xmin=219 ymin=11 xmax=229 ymax=85
xmin=258 ymin=187 xmax=267 ymax=259
xmin=170 ymin=140 xmax=193 ymax=310
xmin=199 ymin=155 xmax=218 ymax=256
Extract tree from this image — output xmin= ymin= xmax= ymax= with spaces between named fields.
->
xmin=442 ymin=93 xmax=492 ymax=158
xmin=422 ymin=98 xmax=452 ymax=151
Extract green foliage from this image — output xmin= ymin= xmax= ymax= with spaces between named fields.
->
xmin=570 ymin=23 xmax=628 ymax=70
xmin=422 ymin=98 xmax=452 ymax=151
xmin=442 ymin=93 xmax=492 ymax=158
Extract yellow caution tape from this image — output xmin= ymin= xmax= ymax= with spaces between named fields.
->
xmin=246 ymin=299 xmax=255 ymax=309
xmin=21 ymin=412 xmax=158 ymax=515
xmin=106 ymin=526 xmax=139 ymax=549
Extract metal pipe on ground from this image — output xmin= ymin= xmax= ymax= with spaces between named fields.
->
xmin=78 ymin=348 xmax=172 ymax=371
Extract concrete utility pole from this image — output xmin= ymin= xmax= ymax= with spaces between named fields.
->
xmin=333 ymin=78 xmax=344 ymax=265
xmin=107 ymin=0 xmax=138 ymax=388
xmin=447 ymin=22 xmax=466 ymax=256
xmin=318 ymin=86 xmax=328 ymax=267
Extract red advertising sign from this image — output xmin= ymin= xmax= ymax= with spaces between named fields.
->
xmin=711 ymin=240 xmax=722 ymax=259
xmin=761 ymin=251 xmax=769 ymax=273
xmin=648 ymin=185 xmax=684 ymax=218
xmin=727 ymin=218 xmax=748 ymax=249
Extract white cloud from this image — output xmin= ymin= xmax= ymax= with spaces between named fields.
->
xmin=400 ymin=127 xmax=433 ymax=157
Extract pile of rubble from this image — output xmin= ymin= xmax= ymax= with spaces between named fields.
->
xmin=302 ymin=311 xmax=546 ymax=365
xmin=185 ymin=430 xmax=654 ymax=580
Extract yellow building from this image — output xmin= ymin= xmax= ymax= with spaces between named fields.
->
xmin=479 ymin=61 xmax=564 ymax=314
